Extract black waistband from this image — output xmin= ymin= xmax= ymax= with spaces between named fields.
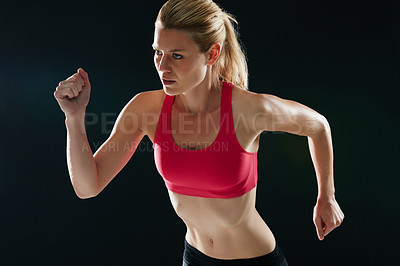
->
xmin=183 ymin=239 xmax=288 ymax=266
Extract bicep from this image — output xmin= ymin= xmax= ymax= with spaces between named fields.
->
xmin=256 ymin=94 xmax=327 ymax=136
xmin=93 ymin=93 xmax=146 ymax=193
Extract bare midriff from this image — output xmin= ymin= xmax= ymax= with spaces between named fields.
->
xmin=167 ymin=186 xmax=276 ymax=259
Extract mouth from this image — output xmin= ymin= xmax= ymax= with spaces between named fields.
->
xmin=162 ymin=79 xmax=176 ymax=85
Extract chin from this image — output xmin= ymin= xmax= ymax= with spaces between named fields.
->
xmin=163 ymin=86 xmax=181 ymax=96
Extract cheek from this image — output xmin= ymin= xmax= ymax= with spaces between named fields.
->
xmin=181 ymin=59 xmax=206 ymax=77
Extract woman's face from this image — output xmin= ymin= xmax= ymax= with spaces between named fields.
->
xmin=152 ymin=26 xmax=209 ymax=95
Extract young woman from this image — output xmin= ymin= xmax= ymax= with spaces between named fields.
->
xmin=53 ymin=0 xmax=344 ymax=265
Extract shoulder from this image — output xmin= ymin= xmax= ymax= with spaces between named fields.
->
xmin=231 ymin=85 xmax=288 ymax=134
xmin=118 ymin=89 xmax=166 ymax=133
xmin=232 ymin=85 xmax=292 ymax=114
xmin=231 ymin=84 xmax=277 ymax=114
xmin=125 ymin=89 xmax=166 ymax=113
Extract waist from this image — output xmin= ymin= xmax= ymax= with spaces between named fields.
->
xmin=184 ymin=209 xmax=276 ymax=260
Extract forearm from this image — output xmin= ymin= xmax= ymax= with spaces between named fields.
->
xmin=65 ymin=114 xmax=99 ymax=199
xmin=307 ymin=120 xmax=335 ymax=199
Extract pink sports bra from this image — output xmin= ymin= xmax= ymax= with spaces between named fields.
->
xmin=153 ymin=81 xmax=258 ymax=199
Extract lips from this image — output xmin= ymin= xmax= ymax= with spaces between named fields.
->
xmin=162 ymin=78 xmax=176 ymax=86
xmin=162 ymin=78 xmax=175 ymax=82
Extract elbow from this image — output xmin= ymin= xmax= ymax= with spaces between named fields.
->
xmin=313 ymin=115 xmax=331 ymax=137
xmin=76 ymin=193 xmax=97 ymax=200
xmin=74 ymin=188 xmax=99 ymax=200
xmin=307 ymin=114 xmax=331 ymax=138
xmin=71 ymin=174 xmax=100 ymax=199
xmin=319 ymin=115 xmax=331 ymax=133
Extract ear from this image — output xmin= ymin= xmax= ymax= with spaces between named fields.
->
xmin=206 ymin=43 xmax=221 ymax=66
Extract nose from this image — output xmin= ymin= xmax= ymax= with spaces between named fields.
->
xmin=157 ymin=55 xmax=171 ymax=72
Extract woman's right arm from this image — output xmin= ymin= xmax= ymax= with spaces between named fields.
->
xmin=65 ymin=113 xmax=99 ymax=199
xmin=54 ymin=68 xmax=146 ymax=199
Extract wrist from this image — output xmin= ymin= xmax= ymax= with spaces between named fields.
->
xmin=65 ymin=112 xmax=86 ymax=122
xmin=317 ymin=191 xmax=336 ymax=201
xmin=65 ymin=113 xmax=87 ymax=133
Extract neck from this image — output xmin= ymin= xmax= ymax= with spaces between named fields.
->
xmin=176 ymin=73 xmax=222 ymax=115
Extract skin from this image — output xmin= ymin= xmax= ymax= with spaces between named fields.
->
xmin=54 ymin=26 xmax=344 ymax=259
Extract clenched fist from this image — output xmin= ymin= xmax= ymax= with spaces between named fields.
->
xmin=54 ymin=68 xmax=91 ymax=117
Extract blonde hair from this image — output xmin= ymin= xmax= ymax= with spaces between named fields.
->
xmin=155 ymin=0 xmax=249 ymax=91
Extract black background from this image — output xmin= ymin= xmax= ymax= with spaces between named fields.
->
xmin=1 ymin=0 xmax=399 ymax=265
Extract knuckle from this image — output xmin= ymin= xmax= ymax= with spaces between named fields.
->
xmin=74 ymin=83 xmax=81 ymax=91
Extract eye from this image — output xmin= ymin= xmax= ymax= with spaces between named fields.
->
xmin=173 ymin=54 xmax=183 ymax=59
xmin=153 ymin=49 xmax=183 ymax=60
xmin=154 ymin=49 xmax=162 ymax=56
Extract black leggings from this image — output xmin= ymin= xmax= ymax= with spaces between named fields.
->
xmin=182 ymin=239 xmax=289 ymax=266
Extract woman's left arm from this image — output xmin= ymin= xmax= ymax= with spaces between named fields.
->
xmin=253 ymin=93 xmax=345 ymax=240
xmin=307 ymin=121 xmax=344 ymax=241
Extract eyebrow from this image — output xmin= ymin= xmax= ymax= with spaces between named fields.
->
xmin=152 ymin=45 xmax=185 ymax=52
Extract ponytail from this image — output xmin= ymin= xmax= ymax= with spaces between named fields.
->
xmin=214 ymin=12 xmax=248 ymax=90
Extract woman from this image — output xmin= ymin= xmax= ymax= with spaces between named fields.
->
xmin=53 ymin=0 xmax=344 ymax=265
